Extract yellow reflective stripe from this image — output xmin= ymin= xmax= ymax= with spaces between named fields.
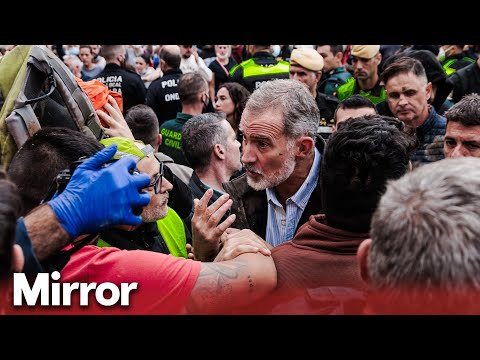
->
xmin=242 ymin=59 xmax=290 ymax=78
xmin=157 ymin=207 xmax=188 ymax=258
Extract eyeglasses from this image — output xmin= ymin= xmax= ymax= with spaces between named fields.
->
xmin=147 ymin=162 xmax=164 ymax=194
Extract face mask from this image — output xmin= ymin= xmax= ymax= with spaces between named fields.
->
xmin=437 ymin=47 xmax=446 ymax=62
xmin=272 ymin=45 xmax=281 ymax=58
xmin=438 ymin=46 xmax=454 ymax=63
xmin=67 ymin=47 xmax=79 ymax=56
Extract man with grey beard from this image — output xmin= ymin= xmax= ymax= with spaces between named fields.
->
xmin=192 ymin=79 xmax=323 ymax=261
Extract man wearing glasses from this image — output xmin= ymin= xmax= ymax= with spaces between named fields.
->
xmin=96 ymin=137 xmax=190 ymax=258
xmin=7 ymin=136 xmax=276 ymax=315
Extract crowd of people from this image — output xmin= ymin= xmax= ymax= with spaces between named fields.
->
xmin=1 ymin=44 xmax=480 ymax=315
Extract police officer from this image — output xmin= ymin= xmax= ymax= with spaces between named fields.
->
xmin=228 ymin=45 xmax=290 ymax=93
xmin=337 ymin=45 xmax=387 ymax=105
xmin=145 ymin=45 xmax=183 ymax=127
xmin=95 ymin=45 xmax=147 ymax=114
xmin=316 ymin=45 xmax=352 ymax=97
xmin=289 ymin=47 xmax=340 ymax=138
xmin=439 ymin=45 xmax=475 ymax=77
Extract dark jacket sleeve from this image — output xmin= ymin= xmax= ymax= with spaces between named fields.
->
xmin=15 ymin=217 xmax=44 ymax=274
xmin=163 ymin=165 xmax=193 ymax=220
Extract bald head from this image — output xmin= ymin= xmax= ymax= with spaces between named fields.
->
xmin=160 ymin=45 xmax=181 ymax=69
xmin=163 ymin=45 xmax=180 ymax=56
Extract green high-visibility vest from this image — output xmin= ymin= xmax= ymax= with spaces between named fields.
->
xmin=337 ymin=77 xmax=386 ymax=105
xmin=156 ymin=207 xmax=187 ymax=258
xmin=442 ymin=57 xmax=476 ymax=76
xmin=229 ymin=58 xmax=290 ymax=78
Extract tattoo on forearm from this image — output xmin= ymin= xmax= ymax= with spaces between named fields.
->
xmin=189 ymin=260 xmax=255 ymax=313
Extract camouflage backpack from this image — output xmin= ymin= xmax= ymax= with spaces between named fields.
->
xmin=0 ymin=45 xmax=105 ymax=169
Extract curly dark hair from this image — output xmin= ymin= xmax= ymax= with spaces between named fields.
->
xmin=321 ymin=114 xmax=418 ymax=233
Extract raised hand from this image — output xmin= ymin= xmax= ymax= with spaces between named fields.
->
xmin=191 ymin=189 xmax=236 ymax=261
xmin=48 ymin=145 xmax=150 ymax=239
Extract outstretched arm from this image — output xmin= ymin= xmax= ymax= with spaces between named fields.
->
xmin=17 ymin=145 xmax=150 ymax=271
xmin=185 ymin=252 xmax=277 ymax=314
xmin=214 ymin=228 xmax=272 ymax=262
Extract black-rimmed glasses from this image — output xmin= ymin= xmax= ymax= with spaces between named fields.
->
xmin=147 ymin=162 xmax=164 ymax=194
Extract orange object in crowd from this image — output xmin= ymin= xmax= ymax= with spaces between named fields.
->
xmin=75 ymin=77 xmax=123 ymax=127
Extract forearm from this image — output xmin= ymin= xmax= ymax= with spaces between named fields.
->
xmin=197 ymin=60 xmax=213 ymax=82
xmin=193 ymin=238 xmax=221 ymax=262
xmin=185 ymin=252 xmax=277 ymax=314
xmin=23 ymin=203 xmax=71 ymax=262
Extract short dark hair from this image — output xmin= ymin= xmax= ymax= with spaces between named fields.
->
xmin=178 ymin=72 xmax=208 ymax=105
xmin=99 ymin=45 xmax=124 ymax=62
xmin=79 ymin=45 xmax=93 ymax=54
xmin=381 ymin=49 xmax=452 ymax=110
xmin=182 ymin=112 xmax=228 ymax=171
xmin=334 ymin=95 xmax=377 ymax=124
xmin=125 ymin=104 xmax=159 ymax=147
xmin=0 ymin=169 xmax=22 ymax=281
xmin=7 ymin=127 xmax=103 ymax=215
xmin=315 ymin=45 xmax=343 ymax=56
xmin=138 ymin=53 xmax=151 ymax=66
xmin=381 ymin=56 xmax=427 ymax=85
xmin=321 ymin=114 xmax=417 ymax=233
xmin=444 ymin=93 xmax=480 ymax=127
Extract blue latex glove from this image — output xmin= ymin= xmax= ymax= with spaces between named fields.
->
xmin=48 ymin=144 xmax=151 ymax=239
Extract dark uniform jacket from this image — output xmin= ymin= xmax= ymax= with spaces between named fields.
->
xmin=145 ymin=69 xmax=183 ymax=126
xmin=159 ymin=112 xmax=192 ymax=166
xmin=449 ymin=61 xmax=480 ymax=103
xmin=95 ymin=63 xmax=146 ymax=113
xmin=318 ymin=66 xmax=352 ymax=97
xmin=316 ymin=90 xmax=340 ymax=127
xmin=442 ymin=53 xmax=476 ymax=76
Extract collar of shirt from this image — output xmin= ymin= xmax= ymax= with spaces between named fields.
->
xmin=192 ymin=172 xmax=225 ymax=200
xmin=266 ymin=147 xmax=321 ymax=210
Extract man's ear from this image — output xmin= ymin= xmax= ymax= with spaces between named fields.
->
xmin=425 ymin=82 xmax=433 ymax=102
xmin=357 ymin=239 xmax=372 ymax=284
xmin=214 ymin=144 xmax=226 ymax=159
xmin=334 ymin=50 xmax=343 ymax=62
xmin=12 ymin=244 xmax=24 ymax=273
xmin=157 ymin=133 xmax=162 ymax=147
xmin=297 ymin=136 xmax=315 ymax=157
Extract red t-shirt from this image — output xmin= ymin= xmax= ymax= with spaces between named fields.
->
xmin=10 ymin=245 xmax=201 ymax=315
